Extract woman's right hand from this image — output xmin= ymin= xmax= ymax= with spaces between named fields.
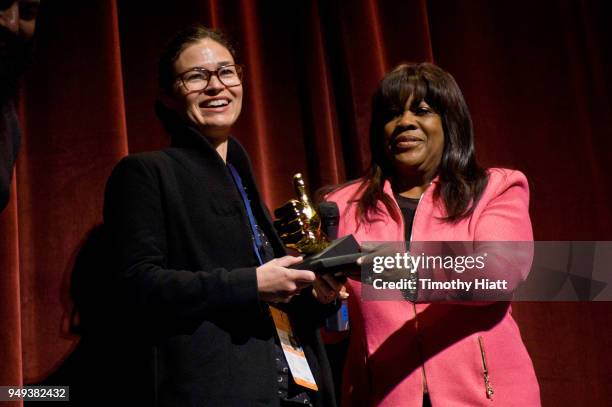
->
xmin=256 ymin=256 xmax=316 ymax=303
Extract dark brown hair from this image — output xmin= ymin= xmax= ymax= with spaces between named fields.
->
xmin=158 ymin=25 xmax=238 ymax=94
xmin=355 ymin=62 xmax=488 ymax=224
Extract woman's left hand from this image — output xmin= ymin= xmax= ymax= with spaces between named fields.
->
xmin=312 ymin=273 xmax=349 ymax=304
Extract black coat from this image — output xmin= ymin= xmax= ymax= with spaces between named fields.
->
xmin=100 ymin=119 xmax=337 ymax=406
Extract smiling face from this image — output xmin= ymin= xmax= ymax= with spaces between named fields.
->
xmin=383 ymin=95 xmax=445 ymax=179
xmin=169 ymin=38 xmax=243 ymax=140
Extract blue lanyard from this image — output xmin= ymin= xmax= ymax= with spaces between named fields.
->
xmin=227 ymin=163 xmax=264 ymax=265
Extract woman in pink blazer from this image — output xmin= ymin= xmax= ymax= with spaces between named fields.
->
xmin=326 ymin=63 xmax=540 ymax=406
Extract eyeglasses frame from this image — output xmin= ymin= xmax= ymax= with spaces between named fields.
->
xmin=175 ymin=64 xmax=244 ymax=92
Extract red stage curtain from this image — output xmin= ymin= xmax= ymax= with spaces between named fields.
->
xmin=1 ymin=0 xmax=610 ymax=405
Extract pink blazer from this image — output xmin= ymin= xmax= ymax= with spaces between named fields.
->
xmin=327 ymin=168 xmax=540 ymax=406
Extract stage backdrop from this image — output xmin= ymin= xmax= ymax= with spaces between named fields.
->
xmin=1 ymin=0 xmax=611 ymax=405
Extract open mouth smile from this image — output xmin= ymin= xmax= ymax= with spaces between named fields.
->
xmin=200 ymin=98 xmax=231 ymax=108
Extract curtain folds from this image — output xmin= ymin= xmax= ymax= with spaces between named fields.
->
xmin=1 ymin=1 xmax=610 ymax=405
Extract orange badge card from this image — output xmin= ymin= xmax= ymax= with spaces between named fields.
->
xmin=269 ymin=306 xmax=318 ymax=391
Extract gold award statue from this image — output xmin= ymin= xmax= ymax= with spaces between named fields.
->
xmin=273 ymin=173 xmax=329 ymax=254
xmin=274 ymin=174 xmax=361 ymax=274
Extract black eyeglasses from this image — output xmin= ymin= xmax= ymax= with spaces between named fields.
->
xmin=176 ymin=64 xmax=244 ymax=92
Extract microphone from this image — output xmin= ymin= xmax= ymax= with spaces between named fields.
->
xmin=319 ymin=201 xmax=349 ymax=332
xmin=318 ymin=202 xmax=340 ymax=241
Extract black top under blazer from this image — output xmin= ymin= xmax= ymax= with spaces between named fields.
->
xmin=102 ymin=115 xmax=337 ymax=407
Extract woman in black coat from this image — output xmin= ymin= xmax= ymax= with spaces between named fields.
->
xmin=102 ymin=25 xmax=341 ymax=407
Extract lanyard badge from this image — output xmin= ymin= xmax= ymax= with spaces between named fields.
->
xmin=269 ymin=306 xmax=318 ymax=391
